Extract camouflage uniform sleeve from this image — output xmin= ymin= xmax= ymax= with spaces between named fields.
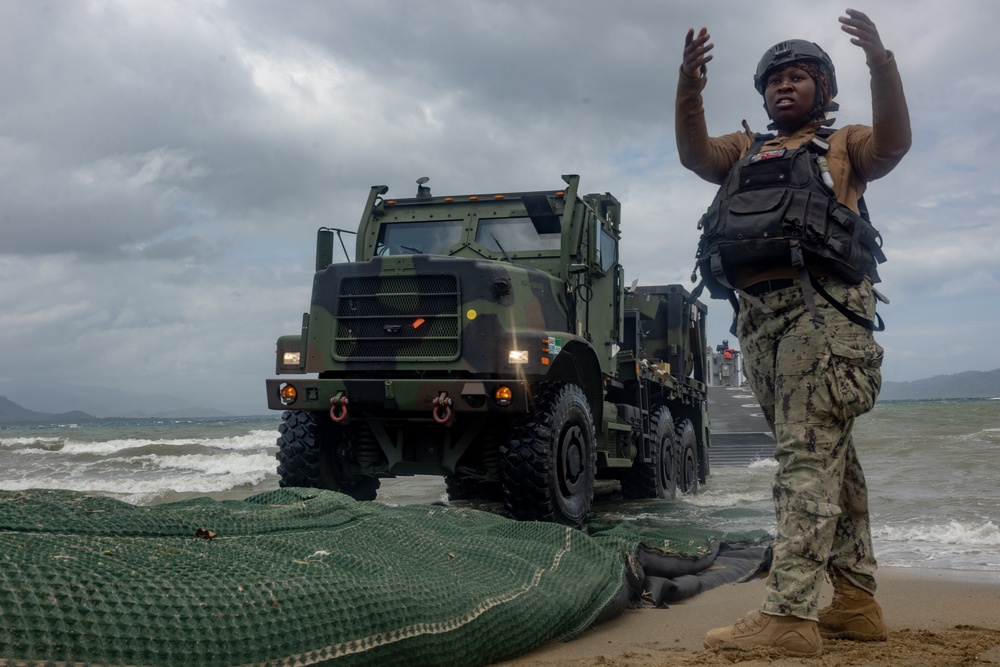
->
xmin=675 ymin=67 xmax=751 ymax=185
xmin=846 ymin=52 xmax=912 ymax=183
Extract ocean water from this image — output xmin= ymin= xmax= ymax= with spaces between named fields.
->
xmin=1 ymin=399 xmax=998 ymax=572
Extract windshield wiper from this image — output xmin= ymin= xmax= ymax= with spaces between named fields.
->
xmin=490 ymin=233 xmax=512 ymax=262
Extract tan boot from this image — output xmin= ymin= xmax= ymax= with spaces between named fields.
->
xmin=704 ymin=611 xmax=822 ymax=656
xmin=818 ymin=575 xmax=888 ymax=641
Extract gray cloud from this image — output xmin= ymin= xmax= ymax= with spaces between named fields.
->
xmin=2 ymin=0 xmax=998 ymax=414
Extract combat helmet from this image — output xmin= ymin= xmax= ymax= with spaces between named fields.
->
xmin=754 ymin=39 xmax=838 ymax=96
xmin=754 ymin=39 xmax=840 ymax=126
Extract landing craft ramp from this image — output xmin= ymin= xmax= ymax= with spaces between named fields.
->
xmin=707 ymin=386 xmax=775 ymax=466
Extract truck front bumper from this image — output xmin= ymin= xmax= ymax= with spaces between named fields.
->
xmin=264 ymin=378 xmax=530 ymax=416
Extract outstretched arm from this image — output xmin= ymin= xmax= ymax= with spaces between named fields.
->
xmin=839 ymin=9 xmax=911 ymax=180
xmin=676 ymin=27 xmax=746 ymax=183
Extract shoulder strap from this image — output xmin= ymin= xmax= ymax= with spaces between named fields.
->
xmin=749 ymin=133 xmax=774 ymax=154
xmin=809 ymin=128 xmax=874 ymax=223
xmin=858 ymin=195 xmax=872 ymax=223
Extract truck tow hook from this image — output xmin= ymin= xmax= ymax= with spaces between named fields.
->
xmin=329 ymin=394 xmax=349 ymax=423
xmin=432 ymin=393 xmax=453 ymax=424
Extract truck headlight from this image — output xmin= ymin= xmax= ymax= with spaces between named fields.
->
xmin=508 ymin=350 xmax=528 ymax=365
xmin=282 ymin=351 xmax=301 ymax=367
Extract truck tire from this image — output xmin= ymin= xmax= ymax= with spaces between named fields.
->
xmin=676 ymin=419 xmax=699 ymax=495
xmin=275 ymin=410 xmax=380 ymax=501
xmin=501 ymin=383 xmax=595 ymax=528
xmin=621 ymin=406 xmax=677 ymax=500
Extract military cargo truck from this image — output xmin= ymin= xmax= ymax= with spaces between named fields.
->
xmin=265 ymin=175 xmax=710 ymax=528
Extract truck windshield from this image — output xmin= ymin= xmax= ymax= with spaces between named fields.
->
xmin=375 ymin=219 xmax=464 ymax=256
xmin=476 ymin=216 xmax=562 ymax=252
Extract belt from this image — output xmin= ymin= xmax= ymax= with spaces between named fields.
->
xmin=741 ymin=278 xmax=796 ymax=297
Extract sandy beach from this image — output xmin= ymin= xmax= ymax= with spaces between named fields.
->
xmin=493 ymin=567 xmax=1000 ymax=666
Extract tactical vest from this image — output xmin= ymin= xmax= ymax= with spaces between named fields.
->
xmin=692 ymin=129 xmax=887 ymax=330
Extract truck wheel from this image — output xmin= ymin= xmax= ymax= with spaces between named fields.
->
xmin=676 ymin=419 xmax=699 ymax=495
xmin=501 ymin=383 xmax=595 ymax=528
xmin=621 ymin=406 xmax=677 ymax=500
xmin=275 ymin=410 xmax=380 ymax=501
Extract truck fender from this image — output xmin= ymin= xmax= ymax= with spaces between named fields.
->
xmin=545 ymin=339 xmax=604 ymax=424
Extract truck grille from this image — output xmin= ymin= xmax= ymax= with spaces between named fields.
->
xmin=334 ymin=275 xmax=461 ymax=360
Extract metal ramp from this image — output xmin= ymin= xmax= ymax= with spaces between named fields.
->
xmin=710 ymin=431 xmax=775 ymax=465
xmin=707 ymin=386 xmax=775 ymax=466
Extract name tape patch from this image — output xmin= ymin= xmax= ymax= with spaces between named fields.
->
xmin=750 ymin=148 xmax=787 ymax=163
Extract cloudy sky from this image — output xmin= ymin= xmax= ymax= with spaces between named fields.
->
xmin=2 ymin=0 xmax=998 ymax=415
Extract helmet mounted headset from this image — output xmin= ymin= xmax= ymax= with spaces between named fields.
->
xmin=755 ymin=39 xmax=840 ymax=128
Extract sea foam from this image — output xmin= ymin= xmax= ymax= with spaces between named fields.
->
xmin=874 ymin=520 xmax=1000 ymax=546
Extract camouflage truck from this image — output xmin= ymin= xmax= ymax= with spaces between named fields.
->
xmin=265 ymin=175 xmax=710 ymax=528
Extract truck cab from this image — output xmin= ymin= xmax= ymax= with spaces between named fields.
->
xmin=266 ymin=175 xmax=709 ymax=528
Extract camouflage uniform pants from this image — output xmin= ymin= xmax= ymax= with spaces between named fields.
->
xmin=736 ymin=277 xmax=883 ymax=621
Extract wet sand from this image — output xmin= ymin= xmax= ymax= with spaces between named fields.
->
xmin=493 ymin=567 xmax=1000 ymax=666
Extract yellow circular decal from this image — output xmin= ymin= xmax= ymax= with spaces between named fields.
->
xmin=466 ymin=309 xmax=477 ymax=320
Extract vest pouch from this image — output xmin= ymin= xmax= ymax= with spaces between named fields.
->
xmin=736 ymin=153 xmax=794 ymax=191
xmin=788 ymin=189 xmax=829 ymax=232
xmin=698 ymin=198 xmax=724 ymax=236
xmin=804 ymin=201 xmax=876 ymax=285
xmin=696 ymin=236 xmax=799 ymax=300
xmin=724 ymin=189 xmax=792 ymax=241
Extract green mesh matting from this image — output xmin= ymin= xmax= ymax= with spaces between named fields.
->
xmin=0 ymin=489 xmax=767 ymax=666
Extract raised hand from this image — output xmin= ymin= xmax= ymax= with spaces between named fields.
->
xmin=682 ymin=27 xmax=714 ymax=78
xmin=840 ymin=8 xmax=888 ymax=66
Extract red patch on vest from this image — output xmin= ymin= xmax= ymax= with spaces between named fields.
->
xmin=750 ymin=149 xmax=787 ymax=163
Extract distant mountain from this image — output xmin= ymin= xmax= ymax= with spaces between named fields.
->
xmin=0 ymin=380 xmax=234 ymax=419
xmin=0 ymin=395 xmax=237 ymax=425
xmin=0 ymin=396 xmax=99 ymax=425
xmin=880 ymin=369 xmax=1000 ymax=401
